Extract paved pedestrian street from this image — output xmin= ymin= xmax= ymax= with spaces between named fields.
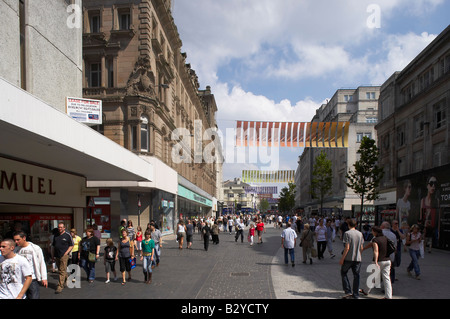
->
xmin=41 ymin=224 xmax=450 ymax=303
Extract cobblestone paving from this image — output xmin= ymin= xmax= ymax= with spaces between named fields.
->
xmin=41 ymin=224 xmax=281 ymax=299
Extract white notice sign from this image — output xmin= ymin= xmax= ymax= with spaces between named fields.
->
xmin=66 ymin=97 xmax=102 ymax=125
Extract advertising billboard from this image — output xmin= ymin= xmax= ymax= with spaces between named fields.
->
xmin=397 ymin=164 xmax=450 ymax=250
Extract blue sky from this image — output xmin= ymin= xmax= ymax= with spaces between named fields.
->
xmin=172 ymin=0 xmax=450 ymax=184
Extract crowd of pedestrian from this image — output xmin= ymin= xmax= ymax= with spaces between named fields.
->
xmin=0 ymin=211 xmax=429 ymax=299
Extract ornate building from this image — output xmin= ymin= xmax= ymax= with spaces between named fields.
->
xmin=82 ymin=0 xmax=222 ymax=234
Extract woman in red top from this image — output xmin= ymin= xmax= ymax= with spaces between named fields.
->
xmin=256 ymin=219 xmax=265 ymax=244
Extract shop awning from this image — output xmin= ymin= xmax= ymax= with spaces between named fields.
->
xmin=0 ymin=77 xmax=153 ymax=182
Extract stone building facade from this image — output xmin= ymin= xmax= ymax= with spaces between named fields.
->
xmin=376 ymin=25 xmax=450 ymax=249
xmin=82 ymin=0 xmax=222 ymax=234
xmin=295 ymin=86 xmax=380 ymax=219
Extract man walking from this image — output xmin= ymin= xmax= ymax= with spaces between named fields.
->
xmin=51 ymin=222 xmax=73 ymax=294
xmin=0 ymin=238 xmax=33 ymax=299
xmin=235 ymin=219 xmax=245 ymax=243
xmin=150 ymin=223 xmax=162 ymax=268
xmin=13 ymin=231 xmax=48 ymax=299
xmin=281 ymin=222 xmax=297 ymax=267
xmin=339 ymin=218 xmax=364 ymax=299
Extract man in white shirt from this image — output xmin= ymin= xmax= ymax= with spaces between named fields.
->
xmin=13 ymin=231 xmax=48 ymax=299
xmin=281 ymin=222 xmax=298 ymax=267
xmin=0 ymin=238 xmax=33 ymax=299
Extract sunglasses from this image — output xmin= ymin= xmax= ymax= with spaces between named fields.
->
xmin=428 ymin=181 xmax=438 ymax=187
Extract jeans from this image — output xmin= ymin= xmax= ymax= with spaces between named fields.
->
xmin=341 ymin=260 xmax=361 ymax=298
xmin=142 ymin=255 xmax=153 ymax=273
xmin=152 ymin=244 xmax=160 ymax=267
xmin=80 ymin=258 xmax=96 ymax=281
xmin=379 ymin=260 xmax=392 ymax=298
xmin=284 ymin=248 xmax=295 ymax=264
xmin=26 ymin=280 xmax=40 ymax=299
xmin=407 ymin=249 xmax=421 ymax=276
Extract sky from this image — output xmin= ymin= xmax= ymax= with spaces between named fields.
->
xmin=171 ymin=0 xmax=450 ymax=188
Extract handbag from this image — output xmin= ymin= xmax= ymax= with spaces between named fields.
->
xmin=88 ymin=252 xmax=97 ymax=262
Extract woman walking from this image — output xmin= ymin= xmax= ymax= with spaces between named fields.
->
xmin=140 ymin=230 xmax=155 ymax=284
xmin=177 ymin=220 xmax=187 ymax=250
xmin=118 ymin=229 xmax=134 ymax=285
xmin=300 ymin=224 xmax=314 ymax=264
xmin=406 ymin=224 xmax=422 ymax=280
xmin=79 ymin=228 xmax=100 ymax=283
xmin=70 ymin=228 xmax=81 ymax=266
xmin=211 ymin=221 xmax=220 ymax=245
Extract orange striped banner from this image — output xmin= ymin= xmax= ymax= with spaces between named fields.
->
xmin=236 ymin=121 xmax=350 ymax=148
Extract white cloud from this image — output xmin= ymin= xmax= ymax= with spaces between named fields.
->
xmin=172 ymin=1 xmax=445 ymax=179
xmin=368 ymin=32 xmax=438 ymax=84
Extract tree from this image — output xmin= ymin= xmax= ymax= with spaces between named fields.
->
xmin=259 ymin=198 xmax=270 ymax=213
xmin=310 ymin=150 xmax=333 ymax=216
xmin=278 ymin=182 xmax=296 ymax=214
xmin=345 ymin=136 xmax=384 ymax=228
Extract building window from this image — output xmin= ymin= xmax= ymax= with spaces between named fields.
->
xmin=397 ymin=125 xmax=406 ymax=147
xmin=413 ymin=151 xmax=423 ymax=172
xmin=434 ymin=99 xmax=447 ymax=129
xmin=140 ymin=115 xmax=149 ymax=152
xmin=106 ymin=58 xmax=114 ymax=88
xmin=119 ymin=10 xmax=131 ymax=30
xmin=366 ymin=117 xmax=377 ymax=123
xmin=89 ymin=62 xmax=101 ymax=87
xmin=344 ymin=95 xmax=353 ymax=102
xmin=413 ymin=113 xmax=424 ymax=138
xmin=357 ymin=132 xmax=372 ymax=142
xmin=131 ymin=125 xmax=138 ymax=151
xmin=89 ymin=12 xmax=101 ymax=33
xmin=366 ymin=92 xmax=376 ymax=100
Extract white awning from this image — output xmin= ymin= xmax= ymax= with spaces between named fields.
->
xmin=0 ymin=77 xmax=153 ymax=182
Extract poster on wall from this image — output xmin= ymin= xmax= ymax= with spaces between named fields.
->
xmin=397 ymin=164 xmax=450 ymax=250
xmin=66 ymin=97 xmax=102 ymax=125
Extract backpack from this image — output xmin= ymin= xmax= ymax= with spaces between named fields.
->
xmin=386 ymin=238 xmax=396 ymax=257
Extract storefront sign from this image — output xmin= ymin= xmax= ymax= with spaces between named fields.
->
xmin=0 ymin=157 xmax=86 ymax=207
xmin=178 ymin=185 xmax=212 ymax=207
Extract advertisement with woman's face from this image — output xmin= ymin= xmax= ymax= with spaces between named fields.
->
xmin=397 ymin=164 xmax=450 ymax=250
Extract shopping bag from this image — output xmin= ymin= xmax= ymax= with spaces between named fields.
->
xmin=419 ymin=240 xmax=425 ymax=259
xmin=129 ymin=257 xmax=137 ymax=269
xmin=311 ymin=247 xmax=318 ymax=258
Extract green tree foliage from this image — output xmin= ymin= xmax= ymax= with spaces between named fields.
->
xmin=345 ymin=136 xmax=384 ymax=226
xmin=259 ymin=198 xmax=270 ymax=212
xmin=278 ymin=182 xmax=296 ymax=214
xmin=310 ymin=150 xmax=333 ymax=215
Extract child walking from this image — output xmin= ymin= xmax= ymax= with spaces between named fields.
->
xmin=104 ymin=238 xmax=118 ymax=283
xmin=248 ymin=224 xmax=255 ymax=246
xmin=135 ymin=226 xmax=143 ymax=257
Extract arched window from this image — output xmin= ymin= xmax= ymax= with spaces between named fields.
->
xmin=140 ymin=115 xmax=149 ymax=152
